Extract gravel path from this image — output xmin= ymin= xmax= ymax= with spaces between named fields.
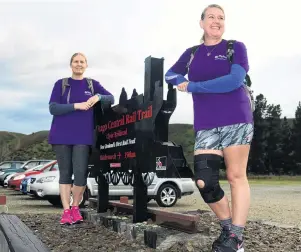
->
xmin=15 ymin=211 xmax=301 ymax=252
xmin=146 ymin=183 xmax=301 ymax=229
xmin=1 ymin=183 xmax=301 ymax=251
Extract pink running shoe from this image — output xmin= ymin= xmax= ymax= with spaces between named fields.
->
xmin=71 ymin=206 xmax=83 ymax=224
xmin=60 ymin=209 xmax=73 ymax=225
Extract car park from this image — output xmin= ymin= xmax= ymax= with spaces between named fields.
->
xmin=0 ymin=159 xmax=52 ymax=186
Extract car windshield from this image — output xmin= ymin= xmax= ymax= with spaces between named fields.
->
xmin=33 ymin=161 xmax=56 ymax=171
xmin=28 ymin=166 xmax=41 ymax=172
xmin=50 ymin=163 xmax=59 ymax=171
xmin=32 ymin=164 xmax=46 ymax=171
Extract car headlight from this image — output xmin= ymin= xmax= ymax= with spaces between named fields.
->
xmin=36 ymin=176 xmax=56 ymax=183
xmin=14 ymin=174 xmax=25 ymax=180
xmin=0 ymin=172 xmax=4 ymax=176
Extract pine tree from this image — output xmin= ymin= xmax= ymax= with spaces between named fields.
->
xmin=279 ymin=117 xmax=294 ymax=174
xmin=292 ymin=102 xmax=301 ymax=174
xmin=265 ymin=104 xmax=282 ymax=174
xmin=249 ymin=94 xmax=268 ymax=174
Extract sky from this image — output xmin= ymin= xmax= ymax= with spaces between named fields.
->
xmin=1 ymin=0 xmax=301 ymax=134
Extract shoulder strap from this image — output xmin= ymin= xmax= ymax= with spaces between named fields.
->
xmin=186 ymin=45 xmax=200 ymax=71
xmin=61 ymin=78 xmax=71 ymax=104
xmin=226 ymin=40 xmax=236 ymax=63
xmin=190 ymin=45 xmax=199 ymax=55
xmin=86 ymin=77 xmax=94 ymax=95
xmin=61 ymin=78 xmax=69 ymax=96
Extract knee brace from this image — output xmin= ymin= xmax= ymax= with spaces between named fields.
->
xmin=194 ymin=154 xmax=224 ymax=204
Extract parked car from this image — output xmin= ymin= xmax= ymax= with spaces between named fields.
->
xmin=3 ymin=173 xmax=15 ymax=187
xmin=0 ymin=159 xmax=52 ymax=186
xmin=7 ymin=166 xmax=38 ymax=189
xmin=88 ymin=174 xmax=195 ymax=207
xmin=0 ymin=161 xmax=24 ymax=171
xmin=20 ymin=162 xmax=58 ymax=195
xmin=26 ymin=168 xmax=195 ymax=208
xmin=8 ymin=160 xmax=56 ymax=190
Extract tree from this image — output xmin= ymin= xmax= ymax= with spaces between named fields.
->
xmin=291 ymin=102 xmax=301 ymax=174
xmin=279 ymin=117 xmax=294 ymax=174
xmin=264 ymin=104 xmax=282 ymax=174
xmin=249 ymin=94 xmax=268 ymax=174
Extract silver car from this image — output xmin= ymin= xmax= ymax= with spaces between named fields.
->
xmin=88 ymin=175 xmax=195 ymax=207
xmin=27 ymin=168 xmax=195 ymax=208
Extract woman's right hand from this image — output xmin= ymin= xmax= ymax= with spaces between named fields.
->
xmin=74 ymin=102 xmax=91 ymax=111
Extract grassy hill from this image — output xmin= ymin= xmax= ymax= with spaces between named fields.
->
xmin=0 ymin=124 xmax=195 ymax=162
xmin=0 ymin=118 xmax=295 ymax=163
xmin=0 ymin=131 xmax=25 ymax=161
xmin=0 ymin=131 xmax=55 ymax=161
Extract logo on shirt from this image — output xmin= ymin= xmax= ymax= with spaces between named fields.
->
xmin=85 ymin=91 xmax=92 ymax=96
xmin=215 ymin=55 xmax=227 ymax=61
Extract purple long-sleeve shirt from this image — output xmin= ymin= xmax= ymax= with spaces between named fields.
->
xmin=165 ymin=39 xmax=253 ymax=131
xmin=48 ymin=78 xmax=114 ymax=145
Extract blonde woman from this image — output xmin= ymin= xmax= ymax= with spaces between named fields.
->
xmin=48 ymin=53 xmax=114 ymax=225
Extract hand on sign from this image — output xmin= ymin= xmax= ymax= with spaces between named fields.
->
xmin=177 ymin=81 xmax=189 ymax=92
xmin=87 ymin=95 xmax=100 ymax=107
xmin=74 ymin=102 xmax=90 ymax=111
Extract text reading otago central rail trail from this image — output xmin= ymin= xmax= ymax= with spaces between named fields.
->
xmin=97 ymin=105 xmax=152 ymax=151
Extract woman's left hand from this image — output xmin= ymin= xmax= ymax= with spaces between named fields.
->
xmin=87 ymin=95 xmax=99 ymax=107
xmin=177 ymin=81 xmax=189 ymax=92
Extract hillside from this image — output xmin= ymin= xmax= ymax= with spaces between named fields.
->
xmin=0 ymin=131 xmax=55 ymax=161
xmin=0 ymin=131 xmax=25 ymax=161
xmin=0 ymin=124 xmax=195 ymax=162
xmin=0 ymin=118 xmax=295 ymax=163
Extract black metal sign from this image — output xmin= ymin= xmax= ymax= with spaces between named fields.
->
xmin=90 ymin=56 xmax=193 ymax=223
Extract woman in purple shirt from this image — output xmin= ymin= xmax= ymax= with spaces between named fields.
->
xmin=165 ymin=4 xmax=252 ymax=252
xmin=48 ymin=53 xmax=114 ymax=225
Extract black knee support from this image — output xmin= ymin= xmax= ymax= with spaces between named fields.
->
xmin=194 ymin=154 xmax=224 ymax=204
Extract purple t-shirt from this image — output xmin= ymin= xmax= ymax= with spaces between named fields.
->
xmin=167 ymin=39 xmax=253 ymax=131
xmin=48 ymin=78 xmax=113 ymax=145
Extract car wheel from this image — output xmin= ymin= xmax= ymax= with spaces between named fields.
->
xmin=155 ymin=183 xmax=178 ymax=207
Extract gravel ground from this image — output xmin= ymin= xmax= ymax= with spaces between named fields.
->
xmin=1 ymin=183 xmax=301 ymax=251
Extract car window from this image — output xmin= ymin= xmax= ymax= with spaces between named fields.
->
xmin=39 ymin=161 xmax=51 ymax=165
xmin=25 ymin=162 xmax=40 ymax=169
xmin=32 ymin=164 xmax=45 ymax=171
xmin=43 ymin=163 xmax=54 ymax=172
xmin=50 ymin=163 xmax=59 ymax=171
xmin=27 ymin=166 xmax=40 ymax=172
xmin=15 ymin=163 xmax=23 ymax=168
xmin=0 ymin=163 xmax=11 ymax=169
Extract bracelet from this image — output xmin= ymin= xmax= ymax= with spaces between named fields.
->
xmin=96 ymin=93 xmax=101 ymax=101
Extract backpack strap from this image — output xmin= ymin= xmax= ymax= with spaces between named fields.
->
xmin=61 ymin=78 xmax=71 ymax=104
xmin=226 ymin=40 xmax=255 ymax=111
xmin=226 ymin=40 xmax=236 ymax=63
xmin=86 ymin=77 xmax=94 ymax=95
xmin=61 ymin=77 xmax=95 ymax=104
xmin=186 ymin=45 xmax=200 ymax=72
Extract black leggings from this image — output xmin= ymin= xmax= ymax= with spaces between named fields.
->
xmin=52 ymin=144 xmax=90 ymax=186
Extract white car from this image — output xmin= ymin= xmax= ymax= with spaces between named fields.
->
xmin=27 ymin=168 xmax=195 ymax=208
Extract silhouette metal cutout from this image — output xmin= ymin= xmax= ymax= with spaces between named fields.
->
xmin=90 ymin=56 xmax=193 ymax=222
